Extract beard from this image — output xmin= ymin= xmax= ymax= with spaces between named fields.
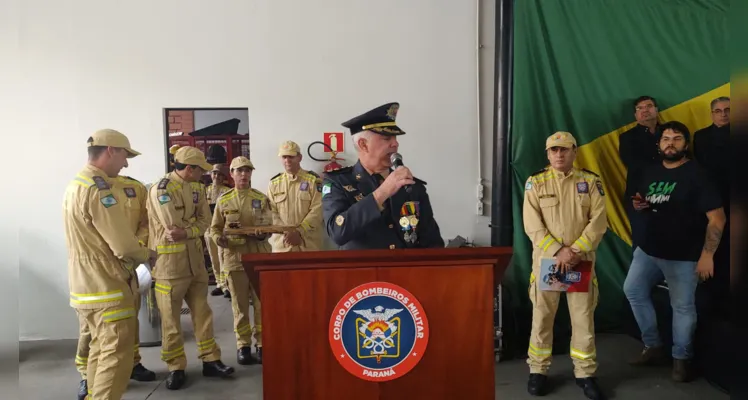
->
xmin=661 ymin=147 xmax=687 ymax=161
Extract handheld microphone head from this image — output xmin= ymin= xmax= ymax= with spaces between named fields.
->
xmin=390 ymin=152 xmax=404 ymax=168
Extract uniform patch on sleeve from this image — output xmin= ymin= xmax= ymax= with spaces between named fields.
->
xmin=322 ymin=183 xmax=332 ymax=196
xmin=92 ymin=176 xmax=110 ymax=190
xmin=157 ymin=178 xmax=170 ymax=190
xmin=100 ymin=194 xmax=117 ymax=208
xmin=316 ymin=183 xmax=323 ymax=192
xmin=596 ymin=181 xmax=605 ymax=196
xmin=576 ymin=182 xmax=589 ymax=194
xmin=158 ymin=193 xmax=171 ymax=205
xmin=525 ymin=181 xmax=533 ymax=191
xmin=124 ymin=188 xmax=136 ymax=198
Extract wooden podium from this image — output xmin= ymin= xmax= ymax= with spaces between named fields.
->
xmin=242 ymin=246 xmax=512 ymax=400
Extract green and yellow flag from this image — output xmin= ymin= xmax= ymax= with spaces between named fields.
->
xmin=507 ymin=0 xmax=729 ymax=333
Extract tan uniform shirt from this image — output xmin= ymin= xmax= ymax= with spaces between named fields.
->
xmin=206 ymin=183 xmax=231 ymax=205
xmin=116 ymin=176 xmax=149 ymax=246
xmin=266 ymin=169 xmax=323 ymax=252
xmin=523 ymin=166 xmax=608 ymax=267
xmin=209 ymin=188 xmax=272 ymax=272
xmin=63 ymin=165 xmax=150 ymax=310
xmin=147 ymin=172 xmax=211 ymax=280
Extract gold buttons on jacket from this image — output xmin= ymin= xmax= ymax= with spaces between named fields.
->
xmin=389 ymin=244 xmax=395 ymax=249
xmin=388 ymin=224 xmax=394 ymax=229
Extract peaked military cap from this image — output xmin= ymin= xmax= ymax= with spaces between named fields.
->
xmin=341 ymin=102 xmax=405 ymax=136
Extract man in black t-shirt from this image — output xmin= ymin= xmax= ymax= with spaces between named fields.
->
xmin=622 ymin=121 xmax=726 ymax=383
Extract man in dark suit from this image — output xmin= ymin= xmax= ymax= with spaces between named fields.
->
xmin=619 ymin=95 xmax=661 ymax=250
xmin=321 ymin=102 xmax=444 ymax=250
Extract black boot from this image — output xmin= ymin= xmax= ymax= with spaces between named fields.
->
xmin=203 ymin=360 xmax=235 ymax=377
xmin=165 ymin=370 xmax=186 ymax=390
xmin=77 ymin=379 xmax=87 ymax=400
xmin=224 ymin=290 xmax=231 ymax=299
xmin=576 ymin=377 xmax=605 ymax=400
xmin=256 ymin=346 xmax=262 ymax=365
xmin=237 ymin=346 xmax=257 ymax=365
xmin=211 ymin=287 xmax=224 ymax=296
xmin=130 ymin=363 xmax=156 ymax=382
xmin=527 ymin=373 xmax=548 ymax=396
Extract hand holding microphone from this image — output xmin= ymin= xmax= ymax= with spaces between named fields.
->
xmin=373 ymin=153 xmax=415 ymax=204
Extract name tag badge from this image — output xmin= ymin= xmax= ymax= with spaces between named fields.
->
xmin=124 ymin=188 xmax=136 ymax=198
xmin=300 ymin=181 xmax=309 ymax=191
xmin=192 ymin=192 xmax=199 ymax=204
xmin=576 ymin=182 xmax=589 ymax=194
xmin=252 ymin=199 xmax=261 ymax=209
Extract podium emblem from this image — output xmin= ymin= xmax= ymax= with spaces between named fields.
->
xmin=329 ymin=281 xmax=429 ymax=382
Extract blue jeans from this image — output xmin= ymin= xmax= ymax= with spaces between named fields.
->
xmin=623 ymin=247 xmax=698 ymax=360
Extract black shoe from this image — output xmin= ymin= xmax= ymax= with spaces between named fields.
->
xmin=78 ymin=379 xmax=87 ymax=400
xmin=211 ymin=287 xmax=224 ymax=296
xmin=224 ymin=290 xmax=231 ymax=299
xmin=576 ymin=377 xmax=605 ymax=400
xmin=527 ymin=373 xmax=548 ymax=396
xmin=256 ymin=346 xmax=262 ymax=365
xmin=165 ymin=370 xmax=186 ymax=390
xmin=237 ymin=346 xmax=258 ymax=365
xmin=130 ymin=363 xmax=156 ymax=382
xmin=203 ymin=360 xmax=235 ymax=377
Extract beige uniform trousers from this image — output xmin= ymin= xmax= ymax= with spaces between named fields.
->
xmin=76 ymin=294 xmax=142 ymax=378
xmin=527 ymin=268 xmax=599 ymax=378
xmin=205 ymin=231 xmax=226 ymax=289
xmin=226 ymin=269 xmax=262 ymax=348
xmin=76 ymin=304 xmax=137 ymax=400
xmin=154 ymin=276 xmax=221 ymax=371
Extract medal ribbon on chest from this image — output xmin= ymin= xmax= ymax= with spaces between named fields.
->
xmin=399 ymin=201 xmax=420 ymax=244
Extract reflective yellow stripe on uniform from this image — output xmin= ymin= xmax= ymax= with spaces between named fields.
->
xmin=157 ymin=243 xmax=186 ymax=254
xmin=300 ymin=221 xmax=312 ymax=231
xmin=529 ymin=273 xmax=536 ymax=284
xmin=102 ymin=308 xmax=136 ymax=323
xmin=73 ymin=174 xmax=95 ymax=188
xmin=70 ymin=290 xmax=124 ymax=305
xmin=538 ymin=234 xmax=560 ymax=251
xmin=75 ymin=355 xmax=88 ymax=367
xmin=574 ymin=236 xmax=592 ymax=252
xmin=190 ymin=226 xmax=200 ymax=236
xmin=161 ymin=345 xmax=185 ymax=361
xmin=219 ymin=191 xmax=238 ymax=204
xmin=236 ymin=323 xmax=252 ymax=336
xmin=197 ymin=338 xmax=217 ymax=351
xmin=570 ymin=347 xmax=596 ymax=360
xmin=154 ymin=282 xmax=172 ymax=295
xmin=528 ymin=343 xmax=552 ymax=357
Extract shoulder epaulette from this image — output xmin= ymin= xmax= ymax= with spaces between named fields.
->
xmin=156 ymin=178 xmax=170 ymax=190
xmin=530 ymin=167 xmax=548 ymax=177
xmin=581 ymin=168 xmax=600 ymax=177
xmin=414 ymin=177 xmax=427 ymax=185
xmin=120 ymin=175 xmax=142 ymax=184
xmin=308 ymin=170 xmax=320 ymax=178
xmin=91 ymin=176 xmax=110 ymax=190
xmin=219 ymin=188 xmax=235 ymax=198
xmin=251 ymin=188 xmax=267 ymax=197
xmin=326 ymin=166 xmax=353 ymax=175
xmin=270 ymin=172 xmax=282 ymax=181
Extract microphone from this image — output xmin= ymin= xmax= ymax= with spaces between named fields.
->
xmin=390 ymin=152 xmax=412 ymax=193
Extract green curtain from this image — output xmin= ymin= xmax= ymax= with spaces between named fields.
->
xmin=506 ymin=0 xmax=729 ymax=340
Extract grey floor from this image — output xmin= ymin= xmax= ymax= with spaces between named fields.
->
xmin=20 ymin=293 xmax=727 ymax=400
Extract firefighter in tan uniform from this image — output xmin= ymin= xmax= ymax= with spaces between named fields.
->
xmin=267 ymin=141 xmax=324 ymax=252
xmin=74 ymin=175 xmax=156 ymax=399
xmin=205 ymin=163 xmax=232 ymax=297
xmin=146 ymin=146 xmax=235 ymax=390
xmin=522 ymin=132 xmax=608 ymax=400
xmin=210 ymin=156 xmax=271 ymax=365
xmin=63 ymin=129 xmax=157 ymax=400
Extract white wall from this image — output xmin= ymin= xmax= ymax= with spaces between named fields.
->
xmin=6 ymin=0 xmax=496 ymax=341
xmin=193 ymin=109 xmax=250 ymax=135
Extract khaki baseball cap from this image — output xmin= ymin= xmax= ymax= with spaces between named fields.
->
xmin=174 ymin=146 xmax=212 ymax=171
xmin=210 ymin=163 xmax=228 ymax=176
xmin=278 ymin=140 xmax=301 ymax=157
xmin=545 ymin=131 xmax=577 ymax=150
xmin=230 ymin=156 xmax=255 ymax=170
xmin=88 ymin=129 xmax=141 ymax=158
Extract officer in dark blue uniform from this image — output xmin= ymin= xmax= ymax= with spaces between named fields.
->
xmin=321 ymin=102 xmax=444 ymax=250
